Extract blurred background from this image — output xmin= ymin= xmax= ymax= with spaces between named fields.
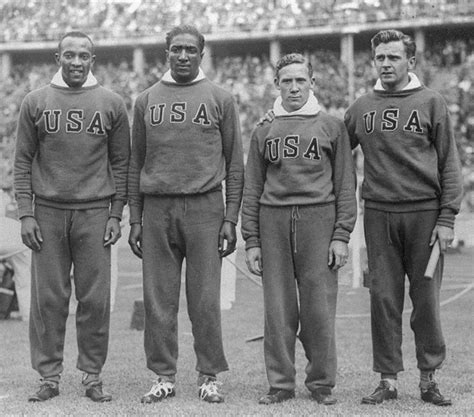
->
xmin=0 ymin=0 xmax=473 ymax=214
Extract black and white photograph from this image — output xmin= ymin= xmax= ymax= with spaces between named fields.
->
xmin=0 ymin=1 xmax=472 ymax=415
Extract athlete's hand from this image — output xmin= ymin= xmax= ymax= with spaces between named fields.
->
xmin=104 ymin=217 xmax=121 ymax=246
xmin=430 ymin=225 xmax=454 ymax=253
xmin=257 ymin=109 xmax=275 ymax=126
xmin=328 ymin=240 xmax=348 ymax=270
xmin=245 ymin=247 xmax=263 ymax=276
xmin=128 ymin=223 xmax=143 ymax=258
xmin=218 ymin=220 xmax=236 ymax=258
xmin=20 ymin=216 xmax=43 ymax=251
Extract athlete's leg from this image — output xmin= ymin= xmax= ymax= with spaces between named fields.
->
xmin=184 ymin=191 xmax=228 ymax=376
xmin=30 ymin=205 xmax=72 ymax=381
xmin=260 ymin=205 xmax=298 ymax=391
xmin=364 ymin=208 xmax=406 ymax=375
xmin=402 ymin=210 xmax=446 ymax=371
xmin=142 ymin=195 xmax=184 ymax=378
xmin=72 ymin=208 xmax=111 ymax=374
xmin=295 ymin=204 xmax=338 ymax=392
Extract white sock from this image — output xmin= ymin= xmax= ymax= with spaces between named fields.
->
xmin=381 ymin=378 xmax=397 ymax=390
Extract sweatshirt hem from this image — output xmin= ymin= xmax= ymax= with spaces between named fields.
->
xmin=259 ymin=200 xmax=336 ymax=208
xmin=35 ymin=196 xmax=111 ymax=211
xmin=365 ymin=199 xmax=439 ymax=212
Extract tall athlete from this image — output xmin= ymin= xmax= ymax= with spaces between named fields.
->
xmin=242 ymin=53 xmax=356 ymax=406
xmin=128 ymin=24 xmax=244 ymax=403
xmin=14 ymin=31 xmax=130 ymax=402
xmin=344 ymin=30 xmax=462 ymax=406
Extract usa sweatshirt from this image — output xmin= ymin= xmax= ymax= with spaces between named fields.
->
xmin=14 ymin=71 xmax=130 ymax=219
xmin=344 ymin=74 xmax=462 ymax=228
xmin=128 ymin=71 xmax=244 ymax=225
xmin=241 ymin=92 xmax=357 ymax=249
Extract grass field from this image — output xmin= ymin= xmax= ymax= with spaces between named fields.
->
xmin=1 ymin=239 xmax=473 ymax=416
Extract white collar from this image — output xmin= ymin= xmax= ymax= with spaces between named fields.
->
xmin=51 ymin=69 xmax=98 ymax=88
xmin=374 ymin=72 xmax=422 ymax=91
xmin=162 ymin=68 xmax=206 ymax=84
xmin=273 ymin=90 xmax=322 ymax=116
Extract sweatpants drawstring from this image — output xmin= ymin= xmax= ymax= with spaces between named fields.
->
xmin=291 ymin=206 xmax=300 ymax=253
xmin=386 ymin=212 xmax=393 ymax=246
xmin=63 ymin=211 xmax=69 ymax=240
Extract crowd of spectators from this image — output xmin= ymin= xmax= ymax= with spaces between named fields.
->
xmin=1 ymin=0 xmax=473 ymax=42
xmin=1 ymin=36 xmax=473 ymax=207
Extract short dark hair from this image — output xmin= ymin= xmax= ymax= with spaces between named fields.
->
xmin=165 ymin=25 xmax=205 ymax=53
xmin=58 ymin=31 xmax=95 ymax=54
xmin=275 ymin=53 xmax=313 ymax=79
xmin=371 ymin=30 xmax=416 ymax=58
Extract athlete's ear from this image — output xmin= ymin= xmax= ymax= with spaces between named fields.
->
xmin=408 ymin=55 xmax=416 ymax=71
xmin=274 ymin=77 xmax=280 ymax=90
xmin=55 ymin=53 xmax=60 ymax=66
xmin=165 ymin=49 xmax=170 ymax=63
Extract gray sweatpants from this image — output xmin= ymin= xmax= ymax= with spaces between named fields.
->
xmin=260 ymin=203 xmax=338 ymax=393
xmin=364 ymin=208 xmax=446 ymax=374
xmin=30 ymin=205 xmax=111 ymax=381
xmin=142 ymin=191 xmax=228 ymax=379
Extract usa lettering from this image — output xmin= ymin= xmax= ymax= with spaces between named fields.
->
xmin=43 ymin=110 xmax=105 ymax=134
xmin=149 ymin=102 xmax=211 ymax=126
xmin=363 ymin=109 xmax=423 ymax=134
xmin=265 ymin=135 xmax=321 ymax=162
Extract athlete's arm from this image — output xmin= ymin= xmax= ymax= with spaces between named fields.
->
xmin=128 ymin=223 xmax=143 ymax=258
xmin=20 ymin=216 xmax=43 ymax=251
xmin=429 ymin=225 xmax=454 ymax=253
xmin=218 ymin=220 xmax=236 ymax=258
xmin=328 ymin=240 xmax=348 ymax=270
xmin=245 ymin=247 xmax=262 ymax=276
xmin=104 ymin=217 xmax=121 ymax=247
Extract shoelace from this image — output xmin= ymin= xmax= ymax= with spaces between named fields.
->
xmin=199 ymin=380 xmax=222 ymax=399
xmin=422 ymin=381 xmax=440 ymax=393
xmin=147 ymin=379 xmax=174 ymax=397
xmin=375 ymin=381 xmax=396 ymax=394
xmin=40 ymin=381 xmax=58 ymax=389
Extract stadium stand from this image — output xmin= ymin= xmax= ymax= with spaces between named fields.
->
xmin=1 ymin=0 xmax=473 ymax=41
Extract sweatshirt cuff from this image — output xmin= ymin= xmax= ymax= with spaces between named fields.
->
xmin=331 ymin=228 xmax=350 ymax=243
xmin=109 ymin=200 xmax=125 ymax=220
xmin=223 ymin=217 xmax=237 ymax=226
xmin=224 ymin=202 xmax=241 ymax=225
xmin=129 ymin=205 xmax=143 ymax=225
xmin=245 ymin=237 xmax=261 ymax=250
xmin=436 ymin=208 xmax=456 ymax=229
xmin=17 ymin=197 xmax=34 ymax=219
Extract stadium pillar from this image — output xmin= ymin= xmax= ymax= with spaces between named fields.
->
xmin=351 ymin=174 xmax=364 ymax=288
xmin=202 ymin=45 xmax=214 ymax=74
xmin=1 ymin=52 xmax=12 ymax=79
xmin=414 ymin=29 xmax=425 ymax=55
xmin=341 ymin=32 xmax=362 ymax=287
xmin=340 ymin=33 xmax=355 ymax=102
xmin=133 ymin=47 xmax=145 ymax=76
xmin=414 ymin=29 xmax=426 ymax=82
xmin=269 ymin=39 xmax=281 ymax=63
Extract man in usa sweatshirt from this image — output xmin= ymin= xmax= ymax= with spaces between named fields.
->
xmin=14 ymin=31 xmax=130 ymax=403
xmin=127 ymin=24 xmax=244 ymax=404
xmin=344 ymin=29 xmax=462 ymax=407
xmin=242 ymin=53 xmax=357 ymax=406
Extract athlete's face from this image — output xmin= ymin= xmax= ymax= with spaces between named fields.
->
xmin=373 ymin=40 xmax=415 ymax=92
xmin=167 ymin=33 xmax=203 ymax=84
xmin=55 ymin=36 xmax=95 ymax=88
xmin=275 ymin=63 xmax=315 ymax=112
